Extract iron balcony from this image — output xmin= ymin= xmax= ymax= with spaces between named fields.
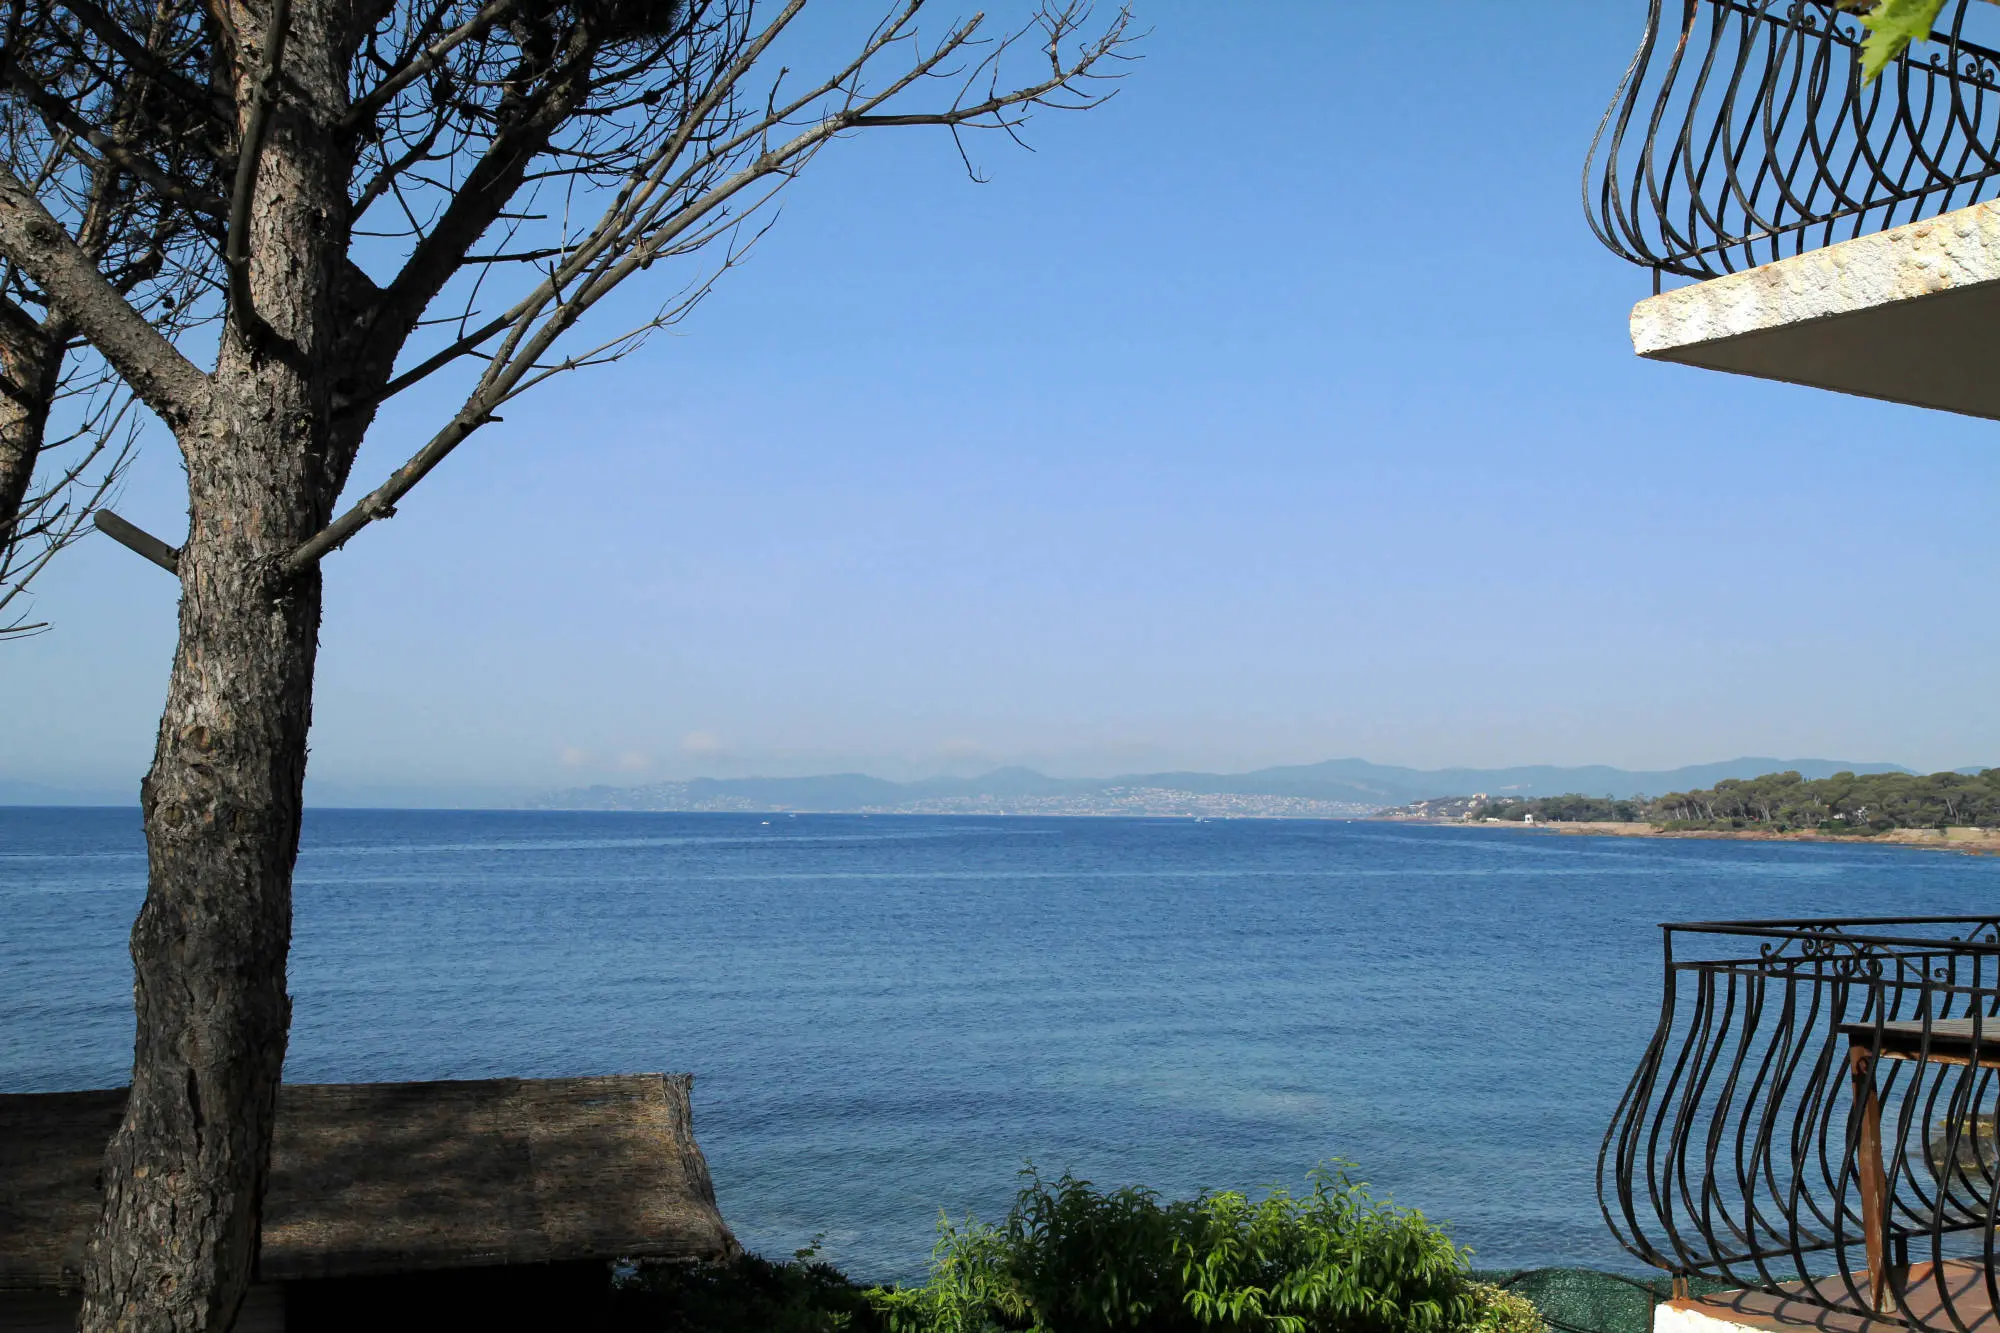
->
xmin=1602 ymin=917 xmax=2000 ymax=1332
xmin=1586 ymin=0 xmax=2000 ymax=285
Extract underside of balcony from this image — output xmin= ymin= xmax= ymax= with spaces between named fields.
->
xmin=1586 ymin=0 xmax=2000 ymax=419
xmin=1630 ymin=202 xmax=2000 ymax=421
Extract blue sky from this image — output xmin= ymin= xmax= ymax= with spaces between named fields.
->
xmin=8 ymin=4 xmax=1999 ymax=803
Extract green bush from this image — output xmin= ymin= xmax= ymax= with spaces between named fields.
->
xmin=1462 ymin=1284 xmax=1547 ymax=1333
xmin=870 ymin=1162 xmax=1520 ymax=1333
xmin=606 ymin=1165 xmax=1554 ymax=1333
xmin=1177 ymin=1165 xmax=1474 ymax=1333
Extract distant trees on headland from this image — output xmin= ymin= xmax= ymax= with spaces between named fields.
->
xmin=1472 ymin=794 xmax=1648 ymax=824
xmin=1470 ymin=769 xmax=2000 ymax=833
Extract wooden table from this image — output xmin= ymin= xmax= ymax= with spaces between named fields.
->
xmin=1839 ymin=1019 xmax=2000 ymax=1314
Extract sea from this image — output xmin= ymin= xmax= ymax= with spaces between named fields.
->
xmin=4 ymin=808 xmax=1997 ymax=1281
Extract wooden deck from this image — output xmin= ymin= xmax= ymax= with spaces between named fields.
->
xmin=1659 ymin=1262 xmax=2000 ymax=1333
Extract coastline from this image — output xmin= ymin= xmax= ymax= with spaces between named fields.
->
xmin=1382 ymin=819 xmax=2000 ymax=855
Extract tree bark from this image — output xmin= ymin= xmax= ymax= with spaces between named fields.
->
xmin=0 ymin=311 xmax=60 ymax=555
xmin=78 ymin=0 xmax=352 ymax=1325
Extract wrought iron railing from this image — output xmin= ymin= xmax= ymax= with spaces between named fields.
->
xmin=1600 ymin=917 xmax=2000 ymax=1330
xmin=1586 ymin=1 xmax=2000 ymax=284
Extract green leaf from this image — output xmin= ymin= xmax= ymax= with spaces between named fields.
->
xmin=1849 ymin=0 xmax=2000 ymax=82
xmin=1854 ymin=0 xmax=1950 ymax=82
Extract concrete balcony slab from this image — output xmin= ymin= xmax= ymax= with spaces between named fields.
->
xmin=1631 ymin=201 xmax=2000 ymax=420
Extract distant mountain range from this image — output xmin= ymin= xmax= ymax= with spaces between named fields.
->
xmin=526 ymin=757 xmax=1950 ymax=816
xmin=10 ymin=757 xmax=1978 ymax=814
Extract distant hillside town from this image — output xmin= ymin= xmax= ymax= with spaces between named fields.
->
xmin=525 ymin=781 xmax=1380 ymax=819
xmin=1371 ymin=795 xmax=1489 ymax=822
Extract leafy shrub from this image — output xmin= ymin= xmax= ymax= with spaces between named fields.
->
xmin=1175 ymin=1164 xmax=1475 ymax=1333
xmin=605 ymin=1165 xmax=1553 ymax=1333
xmin=873 ymin=1162 xmax=1503 ymax=1333
xmin=866 ymin=1218 xmax=1015 ymax=1333
xmin=1462 ymin=1283 xmax=1547 ymax=1333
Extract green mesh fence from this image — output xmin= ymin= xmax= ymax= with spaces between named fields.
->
xmin=1475 ymin=1269 xmax=1737 ymax=1333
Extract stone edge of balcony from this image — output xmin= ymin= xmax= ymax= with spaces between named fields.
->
xmin=1631 ymin=200 xmax=2000 ymax=356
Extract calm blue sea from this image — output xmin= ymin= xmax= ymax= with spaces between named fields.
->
xmin=4 ymin=808 xmax=1997 ymax=1280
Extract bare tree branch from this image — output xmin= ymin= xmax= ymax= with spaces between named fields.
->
xmin=339 ymin=0 xmax=521 ymax=132
xmin=47 ymin=0 xmax=231 ymax=127
xmin=290 ymin=2 xmax=1131 ymax=570
xmin=0 ymin=354 xmax=142 ymax=637
xmin=0 ymin=64 xmax=228 ymax=217
xmin=0 ymin=163 xmax=207 ymax=432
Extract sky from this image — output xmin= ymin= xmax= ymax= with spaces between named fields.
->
xmin=7 ymin=4 xmax=2000 ymax=805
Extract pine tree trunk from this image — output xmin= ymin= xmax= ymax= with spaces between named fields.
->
xmin=0 ymin=316 xmax=59 ymax=552
xmin=77 ymin=0 xmax=350 ymax=1323
xmin=76 ymin=459 xmax=323 ymax=1333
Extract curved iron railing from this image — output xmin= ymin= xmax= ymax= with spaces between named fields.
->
xmin=1586 ymin=1 xmax=2000 ymax=283
xmin=1600 ymin=917 xmax=2000 ymax=1331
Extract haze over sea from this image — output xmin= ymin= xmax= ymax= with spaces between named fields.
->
xmin=7 ymin=808 xmax=1999 ymax=1280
